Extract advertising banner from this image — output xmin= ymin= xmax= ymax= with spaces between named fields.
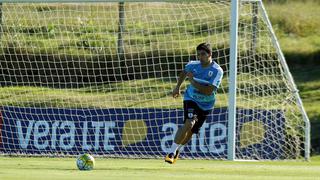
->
xmin=0 ymin=106 xmax=285 ymax=159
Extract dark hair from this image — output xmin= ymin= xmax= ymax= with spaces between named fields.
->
xmin=196 ymin=43 xmax=212 ymax=55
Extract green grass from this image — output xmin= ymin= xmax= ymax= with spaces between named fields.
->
xmin=0 ymin=78 xmax=183 ymax=108
xmin=1 ymin=1 xmax=319 ymax=60
xmin=1 ymin=1 xmax=318 ymax=117
xmin=0 ymin=73 xmax=296 ymax=110
xmin=265 ymin=1 xmax=320 ymax=63
xmin=0 ymin=156 xmax=319 ymax=180
xmin=0 ymin=2 xmax=230 ymax=57
xmin=6 ymin=1 xmax=317 ymax=58
xmin=292 ymin=67 xmax=320 ymax=122
xmin=267 ymin=1 xmax=320 ymax=37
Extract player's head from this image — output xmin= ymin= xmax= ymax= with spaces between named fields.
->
xmin=196 ymin=43 xmax=212 ymax=64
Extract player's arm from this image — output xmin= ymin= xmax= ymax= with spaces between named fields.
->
xmin=190 ymin=79 xmax=216 ymax=96
xmin=187 ymin=72 xmax=217 ymax=96
xmin=172 ymin=70 xmax=187 ymax=98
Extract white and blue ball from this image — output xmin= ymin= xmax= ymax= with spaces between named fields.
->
xmin=76 ymin=154 xmax=95 ymax=171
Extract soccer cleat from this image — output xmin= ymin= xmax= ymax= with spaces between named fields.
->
xmin=164 ymin=153 xmax=174 ymax=164
xmin=173 ymin=150 xmax=180 ymax=164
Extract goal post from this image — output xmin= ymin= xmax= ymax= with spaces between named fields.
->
xmin=0 ymin=0 xmax=310 ymax=160
xmin=227 ymin=0 xmax=239 ymax=161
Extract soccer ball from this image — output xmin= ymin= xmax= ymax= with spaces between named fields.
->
xmin=76 ymin=153 xmax=95 ymax=171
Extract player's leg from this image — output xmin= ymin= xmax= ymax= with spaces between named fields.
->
xmin=172 ymin=118 xmax=196 ymax=163
xmin=175 ymin=110 xmax=209 ymax=153
xmin=165 ymin=120 xmax=195 ymax=164
xmin=178 ymin=125 xmax=194 ymax=145
xmin=165 ymin=119 xmax=195 ymax=164
xmin=165 ymin=101 xmax=196 ymax=164
xmin=174 ymin=118 xmax=196 ymax=144
xmin=169 ymin=104 xmax=210 ymax=164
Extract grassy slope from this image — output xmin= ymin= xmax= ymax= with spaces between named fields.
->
xmin=0 ymin=74 xmax=294 ymax=110
xmin=265 ymin=1 xmax=320 ymax=60
xmin=0 ymin=156 xmax=319 ymax=180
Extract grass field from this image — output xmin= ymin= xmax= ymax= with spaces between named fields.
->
xmin=0 ymin=156 xmax=320 ymax=180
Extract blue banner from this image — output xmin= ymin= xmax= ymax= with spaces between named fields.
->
xmin=0 ymin=106 xmax=285 ymax=159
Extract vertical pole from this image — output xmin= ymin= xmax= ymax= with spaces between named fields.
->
xmin=251 ymin=2 xmax=258 ymax=55
xmin=118 ymin=2 xmax=125 ymax=56
xmin=117 ymin=1 xmax=127 ymax=80
xmin=0 ymin=3 xmax=3 ymax=40
xmin=227 ymin=0 xmax=239 ymax=161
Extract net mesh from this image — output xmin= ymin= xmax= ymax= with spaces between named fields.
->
xmin=0 ymin=1 xmax=307 ymax=160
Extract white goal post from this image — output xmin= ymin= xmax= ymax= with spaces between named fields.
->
xmin=0 ymin=0 xmax=310 ymax=160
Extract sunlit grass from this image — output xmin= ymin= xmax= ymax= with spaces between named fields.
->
xmin=265 ymin=1 xmax=320 ymax=62
xmin=0 ymin=74 xmax=301 ymax=110
xmin=0 ymin=156 xmax=319 ymax=180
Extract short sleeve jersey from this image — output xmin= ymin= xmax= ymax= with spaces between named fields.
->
xmin=184 ymin=60 xmax=223 ymax=111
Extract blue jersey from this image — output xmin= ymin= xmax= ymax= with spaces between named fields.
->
xmin=184 ymin=61 xmax=223 ymax=111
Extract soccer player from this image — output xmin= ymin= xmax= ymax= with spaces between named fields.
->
xmin=165 ymin=42 xmax=223 ymax=164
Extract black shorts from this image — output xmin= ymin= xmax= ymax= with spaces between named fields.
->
xmin=183 ymin=100 xmax=211 ymax=134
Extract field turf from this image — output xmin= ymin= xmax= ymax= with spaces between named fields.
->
xmin=0 ymin=156 xmax=319 ymax=180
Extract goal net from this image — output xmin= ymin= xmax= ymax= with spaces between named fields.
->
xmin=0 ymin=0 xmax=309 ymax=160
